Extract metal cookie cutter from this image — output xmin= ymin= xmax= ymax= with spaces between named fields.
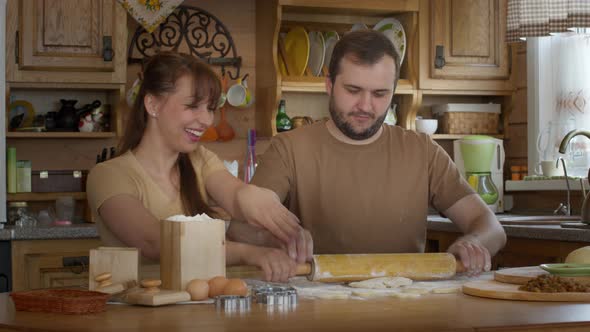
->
xmin=253 ymin=285 xmax=297 ymax=306
xmin=215 ymin=295 xmax=251 ymax=312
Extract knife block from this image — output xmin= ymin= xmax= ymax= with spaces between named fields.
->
xmin=88 ymin=247 xmax=139 ymax=291
xmin=160 ymin=219 xmax=226 ymax=291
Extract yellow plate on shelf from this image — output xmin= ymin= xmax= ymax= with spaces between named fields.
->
xmin=279 ymin=26 xmax=309 ymax=77
xmin=7 ymin=100 xmax=35 ymax=130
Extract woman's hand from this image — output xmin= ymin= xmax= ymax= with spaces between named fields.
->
xmin=235 ymin=185 xmax=302 ymax=244
xmin=242 ymin=245 xmax=298 ymax=282
xmin=226 ymin=221 xmax=314 ymax=264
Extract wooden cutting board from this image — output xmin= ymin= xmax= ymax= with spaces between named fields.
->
xmin=494 ymin=266 xmax=590 ymax=285
xmin=116 ymin=288 xmax=191 ymax=306
xmin=463 ymin=279 xmax=590 ymax=302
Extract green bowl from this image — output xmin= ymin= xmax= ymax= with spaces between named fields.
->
xmin=539 ymin=263 xmax=590 ymax=277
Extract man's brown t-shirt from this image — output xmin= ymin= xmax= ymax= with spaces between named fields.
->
xmin=251 ymin=121 xmax=475 ymax=254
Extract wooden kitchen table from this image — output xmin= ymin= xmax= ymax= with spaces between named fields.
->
xmin=1 ymin=289 xmax=590 ymax=332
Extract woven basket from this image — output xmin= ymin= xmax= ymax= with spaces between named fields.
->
xmin=10 ymin=289 xmax=110 ymax=314
xmin=439 ymin=112 xmax=499 ymax=134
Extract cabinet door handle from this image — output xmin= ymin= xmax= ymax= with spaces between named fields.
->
xmin=434 ymin=45 xmax=445 ymax=69
xmin=103 ymin=36 xmax=114 ymax=62
xmin=15 ymin=31 xmax=19 ymax=64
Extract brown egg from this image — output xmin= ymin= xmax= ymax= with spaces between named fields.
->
xmin=208 ymin=276 xmax=229 ymax=298
xmin=222 ymin=278 xmax=248 ymax=296
xmin=186 ymin=279 xmax=209 ymax=301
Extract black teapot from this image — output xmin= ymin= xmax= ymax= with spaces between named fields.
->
xmin=56 ymin=99 xmax=101 ymax=131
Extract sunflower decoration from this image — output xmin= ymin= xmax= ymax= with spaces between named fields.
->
xmin=138 ymin=0 xmax=161 ymax=11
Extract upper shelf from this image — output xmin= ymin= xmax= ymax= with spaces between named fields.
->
xmin=6 ymin=132 xmax=117 ymax=139
xmin=281 ymin=77 xmax=414 ymax=94
xmin=279 ymin=0 xmax=419 ymax=14
xmin=432 ymin=134 xmax=504 ymax=140
xmin=7 ymin=192 xmax=87 ymax=202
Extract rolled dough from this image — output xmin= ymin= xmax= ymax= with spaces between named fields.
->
xmin=348 ymin=277 xmax=413 ymax=289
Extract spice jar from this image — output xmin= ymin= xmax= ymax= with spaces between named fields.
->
xmin=510 ymin=166 xmax=522 ymax=181
xmin=7 ymin=202 xmax=28 ymax=226
xmin=7 ymin=201 xmax=36 ymax=227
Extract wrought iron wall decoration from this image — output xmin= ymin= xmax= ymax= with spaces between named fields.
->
xmin=128 ymin=5 xmax=242 ymax=79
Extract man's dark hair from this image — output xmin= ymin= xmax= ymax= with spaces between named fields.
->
xmin=328 ymin=30 xmax=401 ymax=91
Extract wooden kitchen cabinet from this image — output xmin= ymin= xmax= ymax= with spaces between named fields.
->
xmin=5 ymin=0 xmax=127 ymax=84
xmin=255 ymin=0 xmax=421 ymax=136
xmin=418 ymin=0 xmax=512 ymax=91
xmin=11 ymin=239 xmax=101 ymax=291
xmin=427 ymin=231 xmax=589 ymax=269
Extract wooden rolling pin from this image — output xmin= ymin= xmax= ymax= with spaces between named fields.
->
xmin=228 ymin=253 xmax=466 ymax=282
xmin=291 ymin=253 xmax=464 ymax=282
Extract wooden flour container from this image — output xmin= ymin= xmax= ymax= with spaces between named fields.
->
xmin=160 ymin=218 xmax=226 ymax=291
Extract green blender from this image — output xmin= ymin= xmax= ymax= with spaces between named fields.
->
xmin=459 ymin=135 xmax=499 ymax=205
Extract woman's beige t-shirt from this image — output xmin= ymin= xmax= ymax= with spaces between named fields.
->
xmin=86 ymin=146 xmax=226 ymax=275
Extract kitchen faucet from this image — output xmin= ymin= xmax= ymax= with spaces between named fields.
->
xmin=558 ymin=130 xmax=590 ymax=222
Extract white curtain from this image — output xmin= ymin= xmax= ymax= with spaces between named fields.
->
xmin=535 ymin=32 xmax=590 ymax=177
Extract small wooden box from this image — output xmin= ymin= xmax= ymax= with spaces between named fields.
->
xmin=89 ymin=247 xmax=139 ymax=291
xmin=160 ymin=219 xmax=226 ymax=291
xmin=32 ymin=170 xmax=88 ymax=192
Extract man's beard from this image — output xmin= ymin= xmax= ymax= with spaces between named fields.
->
xmin=329 ymin=96 xmax=387 ymax=140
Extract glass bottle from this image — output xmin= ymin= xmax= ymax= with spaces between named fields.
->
xmin=276 ymin=100 xmax=292 ymax=132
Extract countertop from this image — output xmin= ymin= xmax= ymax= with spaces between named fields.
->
xmin=1 ymin=275 xmax=590 ymax=331
xmin=427 ymin=215 xmax=590 ymax=243
xmin=0 ymin=224 xmax=98 ymax=241
xmin=1 ymin=215 xmax=589 ymax=242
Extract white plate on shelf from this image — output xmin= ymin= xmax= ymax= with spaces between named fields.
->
xmin=373 ymin=18 xmax=406 ymax=65
xmin=351 ymin=23 xmax=369 ymax=32
xmin=323 ymin=31 xmax=339 ymax=72
xmin=307 ymin=31 xmax=325 ymax=76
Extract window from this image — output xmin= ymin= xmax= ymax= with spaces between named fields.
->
xmin=527 ymin=32 xmax=590 ymax=178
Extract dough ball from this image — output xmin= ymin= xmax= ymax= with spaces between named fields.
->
xmin=566 ymin=246 xmax=590 ymax=264
xmin=186 ymin=279 xmax=209 ymax=301
xmin=208 ymin=276 xmax=229 ymax=298
xmin=223 ymin=278 xmax=248 ymax=296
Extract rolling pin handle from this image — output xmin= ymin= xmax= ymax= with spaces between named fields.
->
xmin=296 ymin=263 xmax=312 ymax=276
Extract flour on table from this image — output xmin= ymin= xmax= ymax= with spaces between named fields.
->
xmin=351 ymin=288 xmax=403 ymax=298
xmin=247 ymin=275 xmax=476 ymax=301
xmin=401 ymin=287 xmax=431 ymax=295
xmin=289 ymin=277 xmax=353 ymax=300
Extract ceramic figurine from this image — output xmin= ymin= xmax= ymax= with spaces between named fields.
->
xmin=78 ymin=113 xmax=95 ymax=132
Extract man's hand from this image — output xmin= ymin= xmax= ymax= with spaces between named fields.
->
xmin=236 ymin=185 xmax=302 ymax=244
xmin=285 ymin=227 xmax=314 ymax=264
xmin=447 ymin=236 xmax=491 ymax=275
